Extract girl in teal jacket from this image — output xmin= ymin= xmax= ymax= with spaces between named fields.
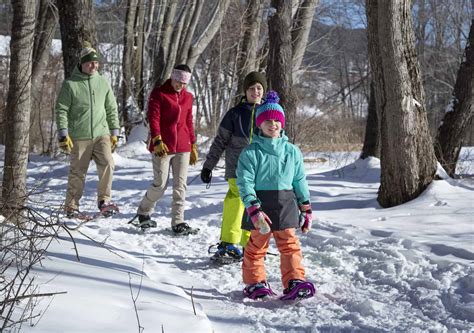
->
xmin=236 ymin=91 xmax=315 ymax=300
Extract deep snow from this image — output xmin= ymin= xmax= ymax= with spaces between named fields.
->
xmin=1 ymin=141 xmax=473 ymax=333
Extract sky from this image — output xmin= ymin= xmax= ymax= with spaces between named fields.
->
xmin=1 ymin=130 xmax=473 ymax=332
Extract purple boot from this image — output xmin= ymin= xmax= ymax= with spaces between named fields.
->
xmin=280 ymin=279 xmax=315 ymax=301
xmin=243 ymin=281 xmax=275 ymax=300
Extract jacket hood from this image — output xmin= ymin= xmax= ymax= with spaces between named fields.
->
xmin=252 ymin=130 xmax=289 ymax=156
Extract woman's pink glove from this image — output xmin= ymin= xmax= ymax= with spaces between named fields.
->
xmin=247 ymin=205 xmax=272 ymax=234
xmin=299 ymin=202 xmax=312 ymax=233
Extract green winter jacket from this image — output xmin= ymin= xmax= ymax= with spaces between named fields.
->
xmin=55 ymin=66 xmax=119 ymax=140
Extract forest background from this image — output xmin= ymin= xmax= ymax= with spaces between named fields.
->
xmin=0 ymin=0 xmax=472 ymax=154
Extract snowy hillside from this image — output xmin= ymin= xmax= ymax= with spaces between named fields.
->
xmin=1 ymin=142 xmax=473 ymax=332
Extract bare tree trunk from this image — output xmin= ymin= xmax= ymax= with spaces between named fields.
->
xmin=122 ymin=0 xmax=139 ymax=137
xmin=434 ymin=19 xmax=473 ymax=176
xmin=56 ymin=0 xmax=98 ymax=78
xmin=134 ymin=1 xmax=146 ymax=112
xmin=31 ymin=0 xmax=58 ymax=153
xmin=153 ymin=0 xmax=178 ymax=85
xmin=235 ymin=0 xmax=264 ymax=97
xmin=291 ymin=0 xmax=319 ymax=81
xmin=360 ymin=80 xmax=379 ymax=159
xmin=267 ymin=0 xmax=298 ymax=142
xmin=151 ymin=0 xmax=231 ymax=85
xmin=366 ymin=0 xmax=437 ymax=208
xmin=165 ymin=4 xmax=188 ymax=79
xmin=2 ymin=0 xmax=36 ymax=211
xmin=186 ymin=0 xmax=232 ymax=70
xmin=176 ymin=0 xmax=203 ymax=64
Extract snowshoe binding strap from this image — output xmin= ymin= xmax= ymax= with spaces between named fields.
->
xmin=280 ymin=281 xmax=315 ymax=301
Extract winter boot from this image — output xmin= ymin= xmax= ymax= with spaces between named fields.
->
xmin=243 ymin=281 xmax=275 ymax=300
xmin=65 ymin=207 xmax=80 ymax=218
xmin=280 ymin=279 xmax=315 ymax=301
xmin=138 ymin=214 xmax=157 ymax=229
xmin=210 ymin=242 xmax=243 ymax=264
xmin=98 ymin=200 xmax=119 ymax=217
xmin=171 ymin=223 xmax=199 ymax=235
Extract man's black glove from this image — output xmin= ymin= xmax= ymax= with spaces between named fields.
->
xmin=200 ymin=168 xmax=212 ymax=184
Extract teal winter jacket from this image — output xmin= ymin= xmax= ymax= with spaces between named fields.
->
xmin=236 ymin=131 xmax=310 ymax=230
xmin=56 ymin=66 xmax=119 ymax=140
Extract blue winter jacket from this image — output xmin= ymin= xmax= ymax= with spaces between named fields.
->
xmin=236 ymin=131 xmax=310 ymax=230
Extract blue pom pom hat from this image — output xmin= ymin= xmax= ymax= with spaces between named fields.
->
xmin=255 ymin=90 xmax=285 ymax=128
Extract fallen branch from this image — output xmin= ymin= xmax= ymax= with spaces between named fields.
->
xmin=0 ymin=291 xmax=67 ymax=306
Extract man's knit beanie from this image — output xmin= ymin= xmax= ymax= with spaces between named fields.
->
xmin=255 ymin=90 xmax=285 ymax=128
xmin=243 ymin=71 xmax=267 ymax=93
xmin=79 ymin=42 xmax=99 ymax=64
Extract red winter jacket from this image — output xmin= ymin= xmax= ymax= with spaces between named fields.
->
xmin=147 ymin=79 xmax=196 ymax=153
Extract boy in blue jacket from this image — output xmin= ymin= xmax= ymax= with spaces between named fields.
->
xmin=236 ymin=91 xmax=315 ymax=300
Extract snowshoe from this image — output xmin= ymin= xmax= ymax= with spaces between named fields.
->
xmin=209 ymin=242 xmax=243 ymax=265
xmin=280 ymin=279 xmax=315 ymax=301
xmin=62 ymin=208 xmax=97 ymax=231
xmin=128 ymin=214 xmax=157 ymax=231
xmin=171 ymin=223 xmax=199 ymax=236
xmin=98 ymin=201 xmax=119 ymax=218
xmin=243 ymin=281 xmax=275 ymax=300
xmin=65 ymin=208 xmax=93 ymax=221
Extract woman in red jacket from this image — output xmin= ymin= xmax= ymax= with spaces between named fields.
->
xmin=135 ymin=64 xmax=199 ymax=235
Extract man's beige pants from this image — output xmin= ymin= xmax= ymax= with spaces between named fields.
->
xmin=65 ymin=135 xmax=114 ymax=210
xmin=138 ymin=152 xmax=189 ymax=226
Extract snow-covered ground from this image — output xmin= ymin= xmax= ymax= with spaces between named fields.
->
xmin=1 ymin=141 xmax=473 ymax=332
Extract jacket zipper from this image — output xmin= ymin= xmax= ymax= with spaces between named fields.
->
xmin=88 ymin=77 xmax=94 ymax=138
xmin=175 ymin=92 xmax=180 ymax=149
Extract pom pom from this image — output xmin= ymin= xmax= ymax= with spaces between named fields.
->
xmin=83 ymin=41 xmax=92 ymax=48
xmin=265 ymin=90 xmax=280 ymax=104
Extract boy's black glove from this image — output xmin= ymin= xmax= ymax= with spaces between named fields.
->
xmin=200 ymin=168 xmax=212 ymax=183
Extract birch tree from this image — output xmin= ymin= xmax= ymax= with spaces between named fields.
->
xmin=366 ymin=0 xmax=437 ymax=207
xmin=2 ymin=0 xmax=36 ymax=212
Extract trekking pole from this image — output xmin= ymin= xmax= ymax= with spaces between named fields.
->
xmin=187 ymin=173 xmax=200 ymax=186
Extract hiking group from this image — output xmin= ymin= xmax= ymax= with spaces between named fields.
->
xmin=56 ymin=43 xmax=315 ymax=301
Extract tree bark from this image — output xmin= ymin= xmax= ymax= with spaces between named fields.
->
xmin=267 ymin=0 xmax=298 ymax=142
xmin=31 ymin=0 xmax=58 ymax=153
xmin=153 ymin=0 xmax=178 ymax=85
xmin=121 ymin=0 xmax=138 ymax=137
xmin=434 ymin=19 xmax=473 ymax=176
xmin=360 ymin=80 xmax=380 ymax=159
xmin=186 ymin=0 xmax=232 ymax=70
xmin=235 ymin=0 xmax=264 ymax=98
xmin=56 ymin=0 xmax=98 ymax=78
xmin=165 ymin=3 xmax=188 ymax=80
xmin=366 ymin=0 xmax=437 ymax=207
xmin=176 ymin=0 xmax=203 ymax=65
xmin=291 ymin=0 xmax=319 ymax=81
xmin=2 ymin=0 xmax=36 ymax=211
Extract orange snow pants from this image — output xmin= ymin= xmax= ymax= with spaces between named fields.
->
xmin=242 ymin=228 xmax=305 ymax=289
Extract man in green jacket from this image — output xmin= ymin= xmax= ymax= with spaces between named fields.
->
xmin=55 ymin=43 xmax=120 ymax=217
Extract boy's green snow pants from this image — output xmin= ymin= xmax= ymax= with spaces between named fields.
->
xmin=220 ymin=178 xmax=250 ymax=247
